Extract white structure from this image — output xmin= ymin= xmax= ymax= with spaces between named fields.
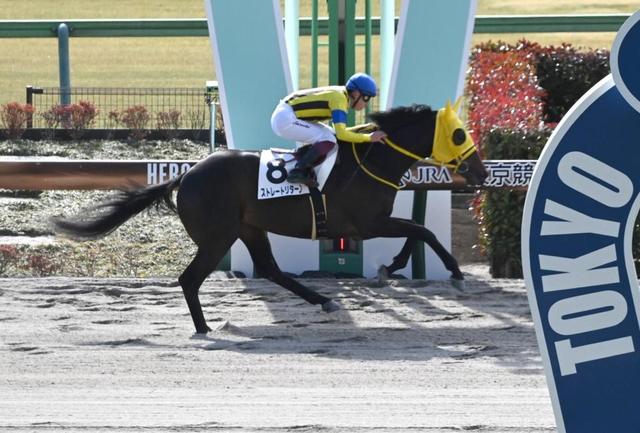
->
xmin=204 ymin=0 xmax=476 ymax=278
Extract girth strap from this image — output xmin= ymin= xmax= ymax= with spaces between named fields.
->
xmin=307 ymin=187 xmax=328 ymax=240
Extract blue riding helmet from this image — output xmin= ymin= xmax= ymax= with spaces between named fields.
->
xmin=346 ymin=73 xmax=377 ymax=97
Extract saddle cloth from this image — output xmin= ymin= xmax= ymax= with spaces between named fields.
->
xmin=257 ymin=146 xmax=338 ymax=200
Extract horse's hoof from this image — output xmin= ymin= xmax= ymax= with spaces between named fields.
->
xmin=191 ymin=332 xmax=210 ymax=340
xmin=322 ymin=300 xmax=341 ymax=313
xmin=377 ymin=265 xmax=390 ymax=284
xmin=450 ymin=278 xmax=465 ymax=291
xmin=195 ymin=324 xmax=212 ymax=334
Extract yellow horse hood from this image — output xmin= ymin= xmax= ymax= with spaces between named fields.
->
xmin=432 ymin=98 xmax=476 ymax=164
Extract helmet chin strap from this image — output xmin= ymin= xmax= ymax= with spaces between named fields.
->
xmin=349 ymin=92 xmax=362 ymax=109
xmin=349 ymin=90 xmax=362 ymax=108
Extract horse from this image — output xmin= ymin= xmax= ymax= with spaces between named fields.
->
xmin=52 ymin=100 xmax=488 ymax=334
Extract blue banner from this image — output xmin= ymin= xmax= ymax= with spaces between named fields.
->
xmin=522 ymin=10 xmax=640 ymax=433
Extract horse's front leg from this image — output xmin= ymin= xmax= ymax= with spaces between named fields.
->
xmin=367 ymin=217 xmax=464 ymax=288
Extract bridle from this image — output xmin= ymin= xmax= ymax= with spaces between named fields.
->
xmin=351 ymin=135 xmax=475 ymax=190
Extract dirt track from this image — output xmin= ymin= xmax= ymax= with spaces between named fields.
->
xmin=0 ymin=265 xmax=556 ymax=432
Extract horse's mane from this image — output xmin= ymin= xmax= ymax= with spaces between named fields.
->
xmin=368 ymin=104 xmax=434 ymax=130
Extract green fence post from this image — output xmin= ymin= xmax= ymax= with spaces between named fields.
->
xmin=364 ymin=0 xmax=372 ymax=116
xmin=311 ymin=0 xmax=319 ymax=87
xmin=344 ymin=0 xmax=356 ymax=83
xmin=364 ymin=0 xmax=371 ymax=75
xmin=321 ymin=0 xmax=363 ymax=277
xmin=327 ymin=0 xmax=339 ymax=85
xmin=411 ymin=191 xmax=427 ymax=279
xmin=327 ymin=0 xmax=357 ymax=86
xmin=345 ymin=0 xmax=356 ymax=124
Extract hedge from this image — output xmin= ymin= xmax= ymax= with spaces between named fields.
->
xmin=536 ymin=44 xmax=610 ymax=124
xmin=476 ymin=128 xmax=549 ymax=278
xmin=466 ymin=40 xmax=611 ymax=278
xmin=466 ymin=40 xmax=545 ymax=150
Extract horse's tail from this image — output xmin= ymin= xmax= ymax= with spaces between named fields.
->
xmin=51 ymin=173 xmax=185 ymax=240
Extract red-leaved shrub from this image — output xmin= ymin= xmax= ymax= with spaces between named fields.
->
xmin=41 ymin=101 xmax=99 ymax=140
xmin=0 ymin=102 xmax=35 ymax=139
xmin=466 ymin=41 xmax=547 ymax=152
xmin=156 ymin=109 xmax=182 ymax=139
xmin=63 ymin=101 xmax=99 ymax=139
xmin=26 ymin=254 xmax=62 ymax=277
xmin=0 ymin=245 xmax=19 ymax=275
xmin=110 ymin=105 xmax=151 ymax=141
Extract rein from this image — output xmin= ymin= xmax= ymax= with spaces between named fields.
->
xmin=351 ymin=141 xmax=401 ymax=190
xmin=351 ymin=136 xmax=476 ymax=189
xmin=381 ymin=137 xmax=425 ymax=161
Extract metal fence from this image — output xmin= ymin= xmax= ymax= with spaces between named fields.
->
xmin=25 ymin=86 xmax=218 ymax=130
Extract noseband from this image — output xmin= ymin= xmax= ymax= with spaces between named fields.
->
xmin=429 ymin=144 xmax=477 ymax=173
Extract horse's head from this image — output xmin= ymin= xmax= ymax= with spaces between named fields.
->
xmin=431 ymin=98 xmax=488 ymax=186
xmin=369 ymin=101 xmax=488 ymax=187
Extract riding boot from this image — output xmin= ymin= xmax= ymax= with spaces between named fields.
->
xmin=287 ymin=141 xmax=334 ymax=187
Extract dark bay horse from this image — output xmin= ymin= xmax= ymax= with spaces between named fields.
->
xmin=52 ymin=101 xmax=488 ymax=334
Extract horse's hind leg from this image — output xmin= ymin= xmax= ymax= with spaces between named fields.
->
xmin=179 ymin=239 xmax=235 ymax=334
xmin=239 ymin=225 xmax=339 ymax=313
xmin=378 ymin=237 xmax=416 ymax=282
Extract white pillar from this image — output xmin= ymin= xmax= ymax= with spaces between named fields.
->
xmin=285 ymin=0 xmax=300 ymax=90
xmin=365 ymin=0 xmax=477 ymax=280
xmin=379 ymin=0 xmax=395 ymax=110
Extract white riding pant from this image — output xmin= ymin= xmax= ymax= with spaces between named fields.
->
xmin=270 ymin=100 xmax=337 ymax=148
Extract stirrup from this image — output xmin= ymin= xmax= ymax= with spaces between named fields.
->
xmin=287 ymin=168 xmax=318 ymax=188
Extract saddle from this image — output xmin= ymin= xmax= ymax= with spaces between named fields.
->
xmin=257 ymin=145 xmax=338 ymax=200
xmin=257 ymin=146 xmax=335 ymax=239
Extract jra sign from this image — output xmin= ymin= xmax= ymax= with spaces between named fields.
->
xmin=522 ymin=10 xmax=640 ymax=433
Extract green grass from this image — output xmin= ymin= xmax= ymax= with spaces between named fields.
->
xmin=0 ymin=0 xmax=638 ymax=105
xmin=476 ymin=0 xmax=637 ymax=15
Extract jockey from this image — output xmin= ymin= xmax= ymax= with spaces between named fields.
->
xmin=271 ymin=72 xmax=388 ymax=186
